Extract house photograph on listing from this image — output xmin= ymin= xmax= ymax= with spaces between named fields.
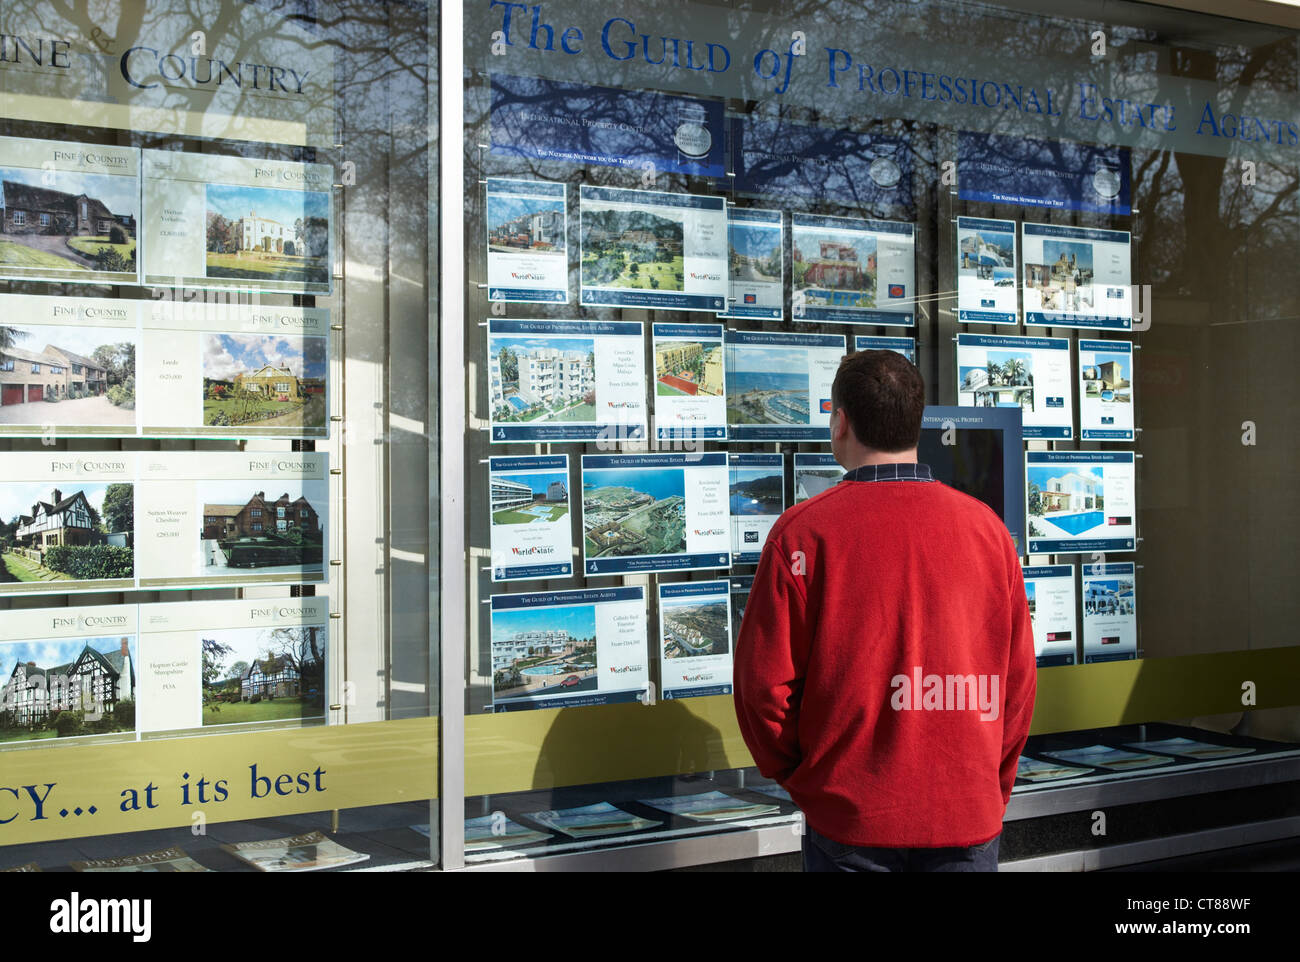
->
xmin=0 ymin=324 xmax=136 ymax=426
xmin=202 ymin=332 xmax=327 ymax=430
xmin=0 ymin=635 xmax=137 ymax=743
xmin=0 ymin=168 xmax=138 ymax=276
xmin=199 ymin=485 xmax=325 ymax=575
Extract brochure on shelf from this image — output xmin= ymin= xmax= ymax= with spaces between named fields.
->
xmin=137 ymin=596 xmax=329 ymax=735
xmin=958 ymin=132 xmax=1132 ymax=215
xmin=489 ymin=586 xmax=648 ymax=712
xmin=224 ymin=831 xmax=369 ymax=871
xmin=141 ymin=149 xmax=334 ymax=294
xmin=1025 ymin=451 xmax=1135 ymax=554
xmin=637 ymin=791 xmax=780 ymax=822
xmin=488 ymin=319 xmax=646 ymax=443
xmin=136 ymin=451 xmax=329 ymax=590
xmin=1022 ymin=565 xmax=1077 ymax=667
xmin=0 ymin=453 xmax=136 ymax=597
xmin=71 ymin=846 xmax=210 ymax=872
xmin=728 ymin=453 xmax=784 ymax=564
xmin=1079 ymin=339 xmax=1135 ymax=441
xmin=854 ymin=335 xmax=916 ymax=364
xmin=658 ymin=579 xmax=733 ymax=700
xmin=0 ymin=135 xmax=141 ymax=285
xmin=729 ymin=575 xmax=752 ymax=645
xmin=1022 ymin=223 xmax=1132 ymax=329
xmin=719 ymin=207 xmax=783 ymax=319
xmin=580 ymin=452 xmax=729 ymax=575
xmin=725 ymin=330 xmax=845 ymax=442
xmin=485 ymin=177 xmax=569 ymax=304
xmin=747 ymin=783 xmax=793 ymax=803
xmin=464 ymin=814 xmax=553 ymax=852
xmin=579 ymin=185 xmax=727 ymax=311
xmin=1121 ymin=737 xmax=1255 ymax=761
xmin=1081 ymin=562 xmax=1137 ymax=663
xmin=140 ymin=299 xmax=330 ymax=440
xmin=957 ymin=333 xmax=1072 ymax=440
xmin=956 ymin=216 xmax=1019 ymax=324
xmin=490 ymin=73 xmax=725 ymax=178
xmin=0 ymin=294 xmax=141 ymax=438
xmin=523 ymin=802 xmax=662 ymax=839
xmin=652 ymin=323 xmax=727 ymax=441
xmin=1041 ymin=745 xmax=1175 ymax=772
xmin=793 ymin=453 xmax=842 ymax=503
xmin=1016 ymin=756 xmax=1093 ymax=783
xmin=488 ymin=455 xmax=574 ymax=582
xmin=0 ymin=604 xmax=139 ymax=746
xmin=730 ymin=116 xmax=913 ymax=210
xmin=792 ymin=213 xmax=915 ymax=325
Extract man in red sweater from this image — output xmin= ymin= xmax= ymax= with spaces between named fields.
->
xmin=734 ymin=350 xmax=1036 ymax=871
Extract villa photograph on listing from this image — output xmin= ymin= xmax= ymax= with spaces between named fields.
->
xmin=198 ymin=484 xmax=325 ymax=577
xmin=202 ymin=332 xmax=327 ymax=432
xmin=0 ymin=160 xmax=138 ymax=282
xmin=0 ymin=324 xmax=137 ymax=431
xmin=491 ymin=601 xmax=599 ymax=703
xmin=200 ymin=623 xmax=326 ymax=728
xmin=0 ymin=482 xmax=134 ymax=590
xmin=205 ymin=183 xmax=330 ymax=286
xmin=1026 ymin=451 xmax=1136 ymax=553
xmin=489 ymin=455 xmax=573 ymax=582
xmin=0 ymin=634 xmax=138 ymax=745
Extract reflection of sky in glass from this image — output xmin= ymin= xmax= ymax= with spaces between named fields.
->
xmin=729 ymin=223 xmax=780 ymax=259
xmin=488 ymin=195 xmax=564 ymax=231
xmin=794 ymin=228 xmax=876 ymax=262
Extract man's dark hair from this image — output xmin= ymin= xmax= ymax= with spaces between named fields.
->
xmin=831 ymin=350 xmax=926 ymax=451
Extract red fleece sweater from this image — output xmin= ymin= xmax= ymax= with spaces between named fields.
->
xmin=733 ymin=476 xmax=1036 ymax=848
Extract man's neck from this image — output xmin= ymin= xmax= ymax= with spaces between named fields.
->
xmin=840 ymin=447 xmax=919 ymax=472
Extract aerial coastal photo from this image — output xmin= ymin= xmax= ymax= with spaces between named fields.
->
xmin=726 ymin=345 xmax=809 ymax=426
xmin=582 ymin=468 xmax=686 ymax=559
xmin=661 ymin=595 xmax=730 ymax=659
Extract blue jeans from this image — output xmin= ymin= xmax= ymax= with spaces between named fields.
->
xmin=802 ymin=825 xmax=1000 ymax=872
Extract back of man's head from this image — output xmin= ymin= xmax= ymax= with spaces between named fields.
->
xmin=831 ymin=350 xmax=926 ymax=452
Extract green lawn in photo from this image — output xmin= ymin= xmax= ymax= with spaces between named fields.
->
xmin=203 ymin=696 xmax=319 ymax=725
xmin=0 ymin=729 xmax=59 ymax=744
xmin=547 ymin=401 xmax=596 ymax=422
xmin=206 ymin=252 xmax=329 ymax=284
xmin=582 ymin=250 xmax=685 ymax=292
xmin=67 ymin=236 xmax=136 ymax=259
xmin=656 ymin=381 xmax=689 ymax=397
xmin=0 ymin=240 xmax=88 ymax=270
xmin=1 ymin=552 xmax=72 ymax=582
xmin=204 ymin=394 xmax=325 ymax=428
xmin=492 ymin=504 xmax=569 ymax=524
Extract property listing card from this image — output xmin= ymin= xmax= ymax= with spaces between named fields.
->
xmin=580 ymin=452 xmax=729 ymax=576
xmin=0 ymin=453 xmax=136 ymax=597
xmin=725 ymin=330 xmax=845 ymax=442
xmin=652 ymin=323 xmax=726 ymax=441
xmin=658 ymin=580 xmax=733 ymax=700
xmin=956 ymin=333 xmax=1073 ymax=439
xmin=791 ymin=213 xmax=914 ymax=325
xmin=488 ymin=455 xmax=573 ymax=582
xmin=855 ymin=335 xmax=916 ymax=364
xmin=728 ymin=454 xmax=783 ymax=564
xmin=1022 ymin=223 xmax=1133 ymax=329
xmin=0 ymin=135 xmax=140 ymax=285
xmin=793 ymin=453 xmax=842 ymax=503
xmin=1022 ymin=564 xmax=1077 ymax=667
xmin=0 ymin=604 xmax=139 ymax=747
xmin=141 ymin=150 xmax=334 ymax=294
xmin=0 ymin=294 xmax=140 ymax=438
xmin=720 ymin=207 xmax=783 ymax=320
xmin=485 ymin=178 xmax=569 ymax=304
xmin=488 ymin=319 xmax=646 ymax=443
xmin=140 ymin=300 xmax=329 ymax=440
xmin=956 ymin=216 xmax=1019 ymax=325
xmin=1079 ymin=339 xmax=1135 ymax=441
xmin=489 ymin=586 xmax=648 ymax=712
xmin=138 ymin=595 xmax=329 ymax=734
xmin=1025 ymin=451 xmax=1136 ymax=554
xmin=1081 ymin=562 xmax=1137 ymax=663
xmin=135 ymin=452 xmax=329 ymax=589
xmin=579 ymin=185 xmax=727 ymax=311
